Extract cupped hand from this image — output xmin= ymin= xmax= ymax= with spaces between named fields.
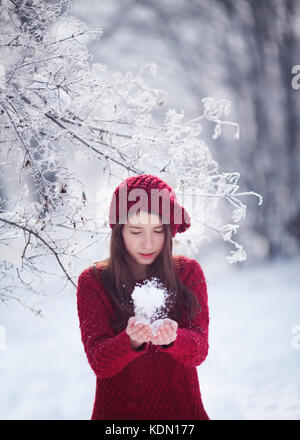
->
xmin=126 ymin=316 xmax=153 ymax=349
xmin=151 ymin=319 xmax=178 ymax=346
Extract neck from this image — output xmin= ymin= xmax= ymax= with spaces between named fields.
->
xmin=128 ymin=255 xmax=148 ymax=280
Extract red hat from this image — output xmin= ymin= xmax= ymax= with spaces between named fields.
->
xmin=109 ymin=174 xmax=191 ymax=237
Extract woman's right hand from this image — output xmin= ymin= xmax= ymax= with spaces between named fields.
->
xmin=126 ymin=316 xmax=153 ymax=350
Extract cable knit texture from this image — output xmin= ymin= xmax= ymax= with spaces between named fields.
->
xmin=77 ymin=255 xmax=210 ymax=420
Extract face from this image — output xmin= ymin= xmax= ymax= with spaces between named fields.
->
xmin=122 ymin=210 xmax=165 ymax=270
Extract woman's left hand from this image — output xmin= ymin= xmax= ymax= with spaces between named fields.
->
xmin=151 ymin=319 xmax=178 ymax=346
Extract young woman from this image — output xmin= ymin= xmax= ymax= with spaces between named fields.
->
xmin=77 ymin=174 xmax=210 ymax=420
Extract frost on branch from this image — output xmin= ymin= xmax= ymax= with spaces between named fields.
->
xmin=0 ymin=0 xmax=262 ymax=312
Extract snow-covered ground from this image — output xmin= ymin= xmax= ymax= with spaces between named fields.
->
xmin=200 ymin=252 xmax=300 ymax=420
xmin=0 ymin=252 xmax=299 ymax=420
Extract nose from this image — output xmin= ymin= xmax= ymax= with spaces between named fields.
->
xmin=142 ymin=233 xmax=154 ymax=250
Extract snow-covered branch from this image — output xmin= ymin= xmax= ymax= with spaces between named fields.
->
xmin=0 ymin=0 xmax=262 ymax=311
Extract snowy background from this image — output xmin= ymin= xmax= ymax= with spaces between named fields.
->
xmin=1 ymin=0 xmax=300 ymax=420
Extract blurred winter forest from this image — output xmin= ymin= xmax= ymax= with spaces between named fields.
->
xmin=1 ymin=0 xmax=300 ymax=421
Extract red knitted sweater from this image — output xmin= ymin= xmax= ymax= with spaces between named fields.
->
xmin=76 ymin=255 xmax=210 ymax=420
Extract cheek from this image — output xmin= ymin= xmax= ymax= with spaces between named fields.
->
xmin=156 ymin=234 xmax=165 ymax=249
xmin=123 ymin=233 xmax=139 ymax=252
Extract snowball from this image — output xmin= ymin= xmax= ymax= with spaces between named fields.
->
xmin=131 ymin=277 xmax=173 ymax=336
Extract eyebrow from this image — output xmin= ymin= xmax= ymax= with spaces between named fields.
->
xmin=128 ymin=225 xmax=164 ymax=229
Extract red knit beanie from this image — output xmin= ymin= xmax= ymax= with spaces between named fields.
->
xmin=109 ymin=174 xmax=191 ymax=238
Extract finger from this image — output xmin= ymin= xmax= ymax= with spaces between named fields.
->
xmin=131 ymin=323 xmax=144 ymax=335
xmin=156 ymin=327 xmax=169 ymax=345
xmin=137 ymin=323 xmax=151 ymax=332
xmin=166 ymin=319 xmax=177 ymax=330
xmin=133 ymin=317 xmax=145 ymax=327
xmin=169 ymin=322 xmax=177 ymax=334
xmin=167 ymin=320 xmax=178 ymax=332
xmin=160 ymin=323 xmax=172 ymax=335
xmin=151 ymin=329 xmax=162 ymax=343
xmin=151 ymin=336 xmax=162 ymax=345
xmin=132 ymin=324 xmax=151 ymax=339
xmin=137 ymin=328 xmax=152 ymax=343
xmin=145 ymin=329 xmax=153 ymax=341
xmin=157 ymin=324 xmax=175 ymax=344
xmin=126 ymin=317 xmax=136 ymax=335
xmin=129 ymin=317 xmax=138 ymax=329
xmin=142 ymin=326 xmax=153 ymax=338
xmin=129 ymin=323 xmax=142 ymax=338
xmin=164 ymin=323 xmax=175 ymax=340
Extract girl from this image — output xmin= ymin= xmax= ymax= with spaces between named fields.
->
xmin=77 ymin=174 xmax=210 ymax=420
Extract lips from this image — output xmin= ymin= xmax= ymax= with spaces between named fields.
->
xmin=139 ymin=252 xmax=155 ymax=258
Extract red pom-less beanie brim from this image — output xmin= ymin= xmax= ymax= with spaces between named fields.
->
xmin=108 ymin=174 xmax=191 ymax=238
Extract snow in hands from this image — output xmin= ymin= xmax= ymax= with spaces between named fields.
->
xmin=131 ymin=277 xmax=172 ymax=336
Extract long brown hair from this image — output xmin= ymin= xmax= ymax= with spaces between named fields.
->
xmin=93 ymin=222 xmax=201 ymax=334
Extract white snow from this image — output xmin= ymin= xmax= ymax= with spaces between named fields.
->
xmin=131 ymin=277 xmax=171 ymax=336
xmin=0 ymin=253 xmax=299 ymax=420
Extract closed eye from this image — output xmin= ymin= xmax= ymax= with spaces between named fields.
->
xmin=131 ymin=231 xmax=164 ymax=235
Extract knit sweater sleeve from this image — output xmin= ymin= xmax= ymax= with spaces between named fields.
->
xmin=156 ymin=259 xmax=209 ymax=367
xmin=77 ymin=268 xmax=149 ymax=379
